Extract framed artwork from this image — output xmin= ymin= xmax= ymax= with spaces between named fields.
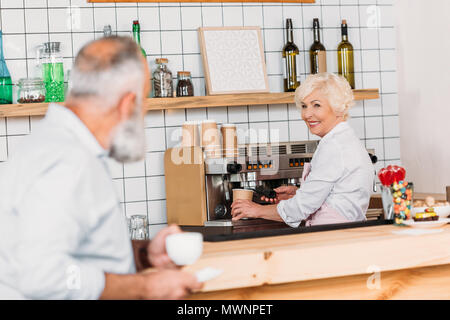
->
xmin=198 ymin=26 xmax=270 ymax=95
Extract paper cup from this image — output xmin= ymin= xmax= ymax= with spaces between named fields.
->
xmin=221 ymin=124 xmax=238 ymax=158
xmin=201 ymin=120 xmax=220 ymax=147
xmin=182 ymin=121 xmax=199 ymax=147
xmin=233 ymin=188 xmax=254 ymax=201
xmin=204 ymin=144 xmax=222 ymax=159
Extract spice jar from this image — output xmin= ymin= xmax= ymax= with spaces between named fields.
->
xmin=17 ymin=78 xmax=46 ymax=104
xmin=153 ymin=58 xmax=173 ymax=98
xmin=176 ymin=71 xmax=194 ymax=97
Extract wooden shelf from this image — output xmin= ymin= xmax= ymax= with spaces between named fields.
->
xmin=0 ymin=89 xmax=379 ymax=118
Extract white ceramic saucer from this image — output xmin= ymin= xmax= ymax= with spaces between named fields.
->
xmin=402 ymin=218 xmax=450 ymax=229
xmin=195 ymin=267 xmax=223 ymax=282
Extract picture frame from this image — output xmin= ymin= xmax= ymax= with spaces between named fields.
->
xmin=198 ymin=26 xmax=270 ymax=95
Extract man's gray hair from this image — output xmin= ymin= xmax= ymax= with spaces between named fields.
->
xmin=68 ymin=36 xmax=146 ymax=109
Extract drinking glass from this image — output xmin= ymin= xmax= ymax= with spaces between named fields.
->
xmin=130 ymin=215 xmax=148 ymax=240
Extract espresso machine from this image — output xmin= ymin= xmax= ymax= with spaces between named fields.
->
xmin=165 ymin=140 xmax=322 ymax=227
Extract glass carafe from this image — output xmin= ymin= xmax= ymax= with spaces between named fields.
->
xmin=0 ymin=31 xmax=13 ymax=104
xmin=37 ymin=42 xmax=65 ymax=103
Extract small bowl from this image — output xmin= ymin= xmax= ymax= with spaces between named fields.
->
xmin=412 ymin=206 xmax=450 ymax=219
xmin=165 ymin=232 xmax=203 ymax=266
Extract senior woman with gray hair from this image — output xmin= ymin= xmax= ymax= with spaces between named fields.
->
xmin=231 ymin=72 xmax=374 ymax=226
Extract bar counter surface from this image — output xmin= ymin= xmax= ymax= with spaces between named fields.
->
xmin=169 ymin=221 xmax=450 ymax=299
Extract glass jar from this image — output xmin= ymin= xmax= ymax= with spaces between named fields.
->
xmin=153 ymin=58 xmax=173 ymax=98
xmin=17 ymin=78 xmax=46 ymax=104
xmin=103 ymin=25 xmax=112 ymax=37
xmin=37 ymin=42 xmax=64 ymax=103
xmin=129 ymin=215 xmax=149 ymax=240
xmin=176 ymin=71 xmax=194 ymax=97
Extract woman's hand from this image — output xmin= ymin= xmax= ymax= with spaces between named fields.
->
xmin=231 ymin=200 xmax=284 ymax=222
xmin=260 ymin=185 xmax=298 ymax=204
xmin=147 ymin=224 xmax=182 ymax=269
xmin=231 ymin=200 xmax=263 ymax=221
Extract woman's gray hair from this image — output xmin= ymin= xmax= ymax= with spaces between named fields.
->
xmin=68 ymin=36 xmax=146 ymax=109
xmin=295 ymin=72 xmax=354 ymax=120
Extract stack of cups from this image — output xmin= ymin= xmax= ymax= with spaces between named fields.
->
xmin=181 ymin=121 xmax=199 ymax=147
xmin=201 ymin=120 xmax=221 ymax=159
xmin=221 ymin=124 xmax=238 ymax=158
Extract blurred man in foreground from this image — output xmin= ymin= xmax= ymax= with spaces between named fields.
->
xmin=0 ymin=36 xmax=201 ymax=299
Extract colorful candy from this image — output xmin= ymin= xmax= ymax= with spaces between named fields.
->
xmin=391 ymin=181 xmax=413 ymax=224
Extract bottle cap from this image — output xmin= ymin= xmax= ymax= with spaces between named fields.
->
xmin=133 ymin=20 xmax=139 ymax=25
xmin=43 ymin=42 xmax=61 ymax=54
xmin=177 ymin=71 xmax=191 ymax=77
xmin=18 ymin=78 xmax=44 ymax=86
xmin=156 ymin=58 xmax=168 ymax=64
xmin=342 ymin=19 xmax=347 ymax=25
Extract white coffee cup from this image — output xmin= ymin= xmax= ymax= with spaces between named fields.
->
xmin=165 ymin=232 xmax=203 ymax=266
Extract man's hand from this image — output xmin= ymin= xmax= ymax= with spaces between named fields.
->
xmin=147 ymin=224 xmax=182 ymax=269
xmin=260 ymin=185 xmax=298 ymax=203
xmin=100 ymin=269 xmax=203 ymax=300
xmin=141 ymin=269 xmax=203 ymax=300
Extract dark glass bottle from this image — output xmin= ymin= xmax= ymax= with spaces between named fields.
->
xmin=337 ymin=19 xmax=355 ymax=89
xmin=0 ymin=31 xmax=13 ymax=105
xmin=282 ymin=19 xmax=300 ymax=92
xmin=309 ymin=18 xmax=327 ymax=74
xmin=132 ymin=20 xmax=147 ymax=58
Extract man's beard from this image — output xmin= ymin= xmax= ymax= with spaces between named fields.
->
xmin=109 ymin=101 xmax=146 ymax=163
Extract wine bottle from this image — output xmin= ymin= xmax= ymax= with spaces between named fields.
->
xmin=309 ymin=18 xmax=327 ymax=74
xmin=337 ymin=19 xmax=355 ymax=89
xmin=282 ymin=18 xmax=300 ymax=92
xmin=132 ymin=20 xmax=147 ymax=58
xmin=0 ymin=31 xmax=12 ymax=105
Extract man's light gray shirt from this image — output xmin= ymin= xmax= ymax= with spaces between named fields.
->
xmin=0 ymin=104 xmax=135 ymax=299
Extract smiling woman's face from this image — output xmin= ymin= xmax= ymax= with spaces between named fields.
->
xmin=300 ymin=89 xmax=343 ymax=138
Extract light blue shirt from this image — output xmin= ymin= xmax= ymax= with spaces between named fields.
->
xmin=277 ymin=121 xmax=374 ymax=227
xmin=0 ymin=104 xmax=135 ymax=300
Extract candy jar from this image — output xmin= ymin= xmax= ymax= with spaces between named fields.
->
xmin=378 ymin=165 xmax=412 ymax=225
xmin=392 ymin=181 xmax=413 ymax=225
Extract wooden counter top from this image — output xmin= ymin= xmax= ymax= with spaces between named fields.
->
xmin=180 ymin=224 xmax=450 ymax=296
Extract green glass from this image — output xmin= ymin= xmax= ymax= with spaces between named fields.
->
xmin=43 ymin=62 xmax=65 ymax=102
xmin=0 ymin=77 xmax=13 ymax=104
xmin=337 ymin=20 xmax=355 ymax=89
xmin=309 ymin=18 xmax=327 ymax=74
xmin=0 ymin=31 xmax=13 ymax=104
xmin=282 ymin=19 xmax=300 ymax=92
xmin=133 ymin=20 xmax=147 ymax=58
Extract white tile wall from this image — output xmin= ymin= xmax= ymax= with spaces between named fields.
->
xmin=0 ymin=0 xmax=399 ymax=231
